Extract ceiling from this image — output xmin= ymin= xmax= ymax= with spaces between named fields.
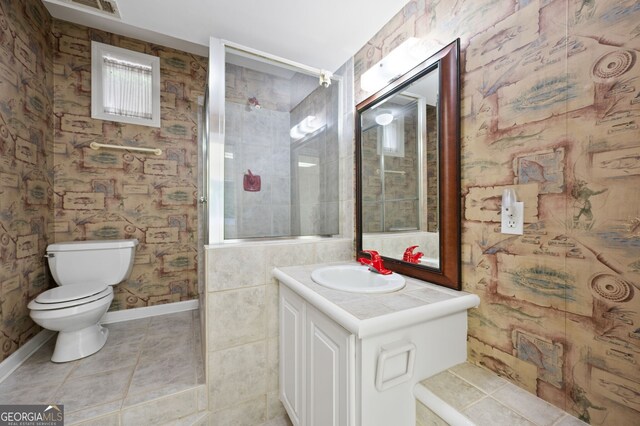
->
xmin=42 ymin=0 xmax=410 ymax=72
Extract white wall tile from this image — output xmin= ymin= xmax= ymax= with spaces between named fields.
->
xmin=207 ymin=246 xmax=267 ymax=292
xmin=209 ymin=341 xmax=267 ymax=412
xmin=208 ymin=286 xmax=266 ymax=351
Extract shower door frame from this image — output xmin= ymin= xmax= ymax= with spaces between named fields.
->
xmin=206 ymin=37 xmax=343 ymax=244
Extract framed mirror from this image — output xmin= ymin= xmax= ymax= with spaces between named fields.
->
xmin=356 ymin=39 xmax=460 ymax=290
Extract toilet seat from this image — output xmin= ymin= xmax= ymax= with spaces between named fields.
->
xmin=29 ymin=284 xmax=112 ymax=311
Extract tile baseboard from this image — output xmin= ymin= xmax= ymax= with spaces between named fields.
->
xmin=0 ymin=329 xmax=55 ymax=383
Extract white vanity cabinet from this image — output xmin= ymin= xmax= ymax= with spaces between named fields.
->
xmin=276 ymin=264 xmax=480 ymax=426
xmin=280 ymin=285 xmax=354 ymax=426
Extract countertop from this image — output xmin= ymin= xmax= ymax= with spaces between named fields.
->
xmin=273 ymin=262 xmax=480 ymax=338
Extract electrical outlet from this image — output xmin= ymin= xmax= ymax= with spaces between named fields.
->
xmin=501 ymin=201 xmax=524 ymax=235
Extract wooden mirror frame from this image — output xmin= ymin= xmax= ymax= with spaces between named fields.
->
xmin=355 ymin=39 xmax=461 ymax=290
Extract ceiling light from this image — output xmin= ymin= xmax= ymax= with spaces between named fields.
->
xmin=290 ymin=115 xmax=324 ymax=141
xmin=375 ymin=113 xmax=394 ymax=126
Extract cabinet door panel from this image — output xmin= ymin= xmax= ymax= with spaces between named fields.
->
xmin=280 ymin=286 xmax=304 ymax=425
xmin=306 ymin=305 xmax=352 ymax=426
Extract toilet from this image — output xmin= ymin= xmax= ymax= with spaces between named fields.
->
xmin=29 ymin=239 xmax=138 ymax=362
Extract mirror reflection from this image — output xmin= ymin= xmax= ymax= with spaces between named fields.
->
xmin=360 ymin=67 xmax=440 ymax=269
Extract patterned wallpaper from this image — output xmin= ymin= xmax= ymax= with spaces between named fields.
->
xmin=1 ymin=0 xmax=207 ymax=362
xmin=0 ymin=0 xmax=53 ymax=363
xmin=52 ymin=20 xmax=206 ymax=311
xmin=354 ymin=0 xmax=640 ymax=424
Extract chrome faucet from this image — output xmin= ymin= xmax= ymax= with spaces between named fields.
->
xmin=358 ymin=250 xmax=392 ymax=275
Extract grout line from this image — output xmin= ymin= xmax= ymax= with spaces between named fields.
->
xmin=551 ymin=414 xmax=568 ymax=426
xmin=447 ymin=364 xmax=509 ymax=395
xmin=120 ymin=318 xmax=150 ymax=407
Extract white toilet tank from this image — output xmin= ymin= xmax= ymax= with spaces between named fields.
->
xmin=46 ymin=239 xmax=139 ymax=286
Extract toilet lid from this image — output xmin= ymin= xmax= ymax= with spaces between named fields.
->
xmin=29 ymin=283 xmax=112 ymax=310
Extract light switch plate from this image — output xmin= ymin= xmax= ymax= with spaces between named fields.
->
xmin=501 ymin=202 xmax=524 ymax=235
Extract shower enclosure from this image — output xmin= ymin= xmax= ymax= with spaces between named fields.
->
xmin=204 ymin=39 xmax=341 ymax=243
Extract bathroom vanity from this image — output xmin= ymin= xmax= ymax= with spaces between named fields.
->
xmin=274 ymin=262 xmax=479 ymax=426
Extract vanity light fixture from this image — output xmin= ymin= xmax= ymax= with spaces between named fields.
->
xmin=361 ymin=37 xmax=440 ymax=93
xmin=290 ymin=115 xmax=324 ymax=141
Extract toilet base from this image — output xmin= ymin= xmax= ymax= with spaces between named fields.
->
xmin=51 ymin=324 xmax=109 ymax=363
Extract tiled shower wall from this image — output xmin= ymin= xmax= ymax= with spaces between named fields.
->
xmin=354 ymin=1 xmax=640 ymax=424
xmin=0 ymin=0 xmax=53 ymax=362
xmin=52 ymin=21 xmax=206 ymax=311
xmin=224 ymin=63 xmax=292 ymax=239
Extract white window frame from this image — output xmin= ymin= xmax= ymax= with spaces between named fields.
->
xmin=91 ymin=41 xmax=161 ymax=127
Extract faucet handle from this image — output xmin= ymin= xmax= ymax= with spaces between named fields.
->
xmin=361 ymin=250 xmax=381 ymax=259
xmin=402 ymin=246 xmax=424 ymax=264
xmin=359 ymin=250 xmax=392 ymax=275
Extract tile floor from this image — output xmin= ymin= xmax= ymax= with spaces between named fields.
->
xmin=417 ymin=362 xmax=588 ymax=426
xmin=0 ymin=310 xmax=205 ymax=425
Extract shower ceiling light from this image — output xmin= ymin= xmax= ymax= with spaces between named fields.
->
xmin=375 ymin=113 xmax=394 ymax=126
xmin=290 ymin=127 xmax=306 ymax=140
xmin=360 ymin=37 xmax=436 ymax=93
xmin=290 ymin=115 xmax=324 ymax=141
xmin=298 ymin=116 xmax=320 ymax=133
xmin=298 ymin=161 xmax=317 ymax=168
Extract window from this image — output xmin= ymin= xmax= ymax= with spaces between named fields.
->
xmin=91 ymin=41 xmax=161 ymax=127
xmin=377 ymin=116 xmax=405 ymax=157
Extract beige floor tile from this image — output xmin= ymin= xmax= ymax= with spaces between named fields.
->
xmin=127 ymin=356 xmax=196 ymax=397
xmin=1 ymin=310 xmax=204 ymax=425
xmin=420 ymin=371 xmax=485 ymax=410
xmin=67 ymin=411 xmax=120 ymax=426
xmin=209 ymin=396 xmax=267 ymax=426
xmin=69 ymin=339 xmax=142 ymax=379
xmin=0 ymin=379 xmax=62 ymax=404
xmin=462 ymin=397 xmax=537 ymax=426
xmin=0 ymin=340 xmax=77 ymax=388
xmin=493 ymin=382 xmax=565 ymax=425
xmin=64 ymin=400 xmax=122 ymax=425
xmin=55 ymin=367 xmax=133 ymax=413
xmin=121 ymin=388 xmax=198 ymax=426
xmin=449 ymin=362 xmax=509 ymax=394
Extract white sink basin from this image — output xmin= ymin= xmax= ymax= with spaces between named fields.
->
xmin=311 ymin=264 xmax=406 ymax=293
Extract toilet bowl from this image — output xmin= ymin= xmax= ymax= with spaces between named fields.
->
xmin=29 ymin=239 xmax=138 ymax=362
